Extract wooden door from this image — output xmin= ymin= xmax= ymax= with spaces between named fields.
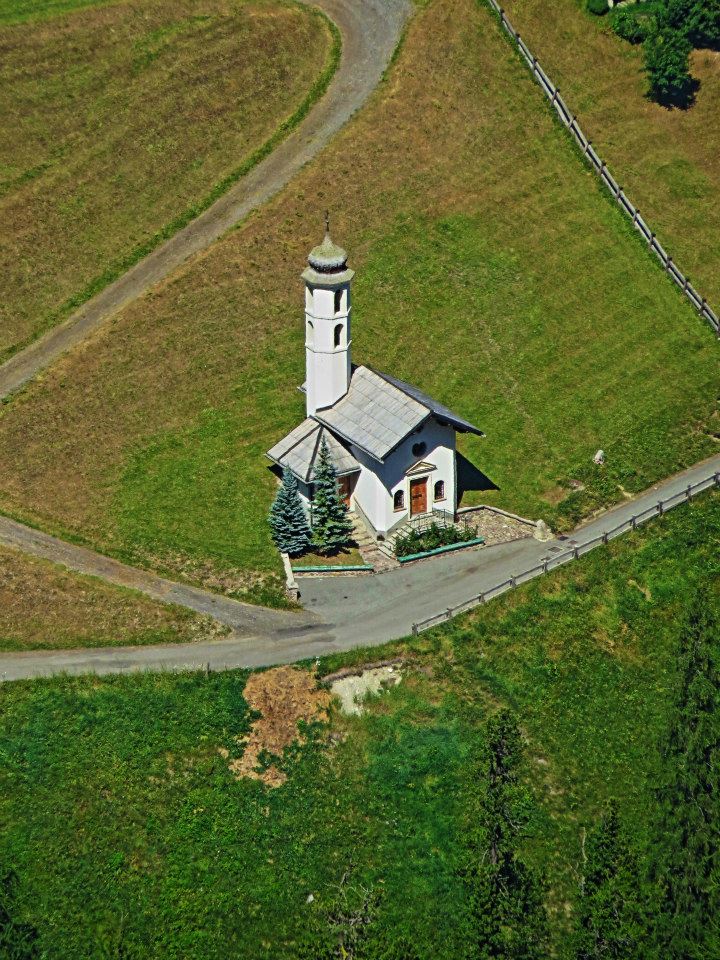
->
xmin=410 ymin=478 xmax=428 ymax=516
xmin=338 ymin=475 xmax=354 ymax=508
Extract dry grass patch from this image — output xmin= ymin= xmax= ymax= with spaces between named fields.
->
xmin=0 ymin=0 xmax=332 ymax=355
xmin=0 ymin=544 xmax=222 ymax=650
xmin=226 ymin=665 xmax=331 ymax=786
xmin=0 ymin=0 xmax=715 ymax=605
xmin=500 ymin=0 xmax=720 ymax=308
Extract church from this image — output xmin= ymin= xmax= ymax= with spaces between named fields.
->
xmin=266 ymin=228 xmax=484 ymax=541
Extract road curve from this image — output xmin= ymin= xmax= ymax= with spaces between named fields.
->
xmin=1 ymin=454 xmax=718 ymax=682
xmin=0 ymin=0 xmax=410 ymax=400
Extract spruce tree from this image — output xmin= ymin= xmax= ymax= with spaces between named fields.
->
xmin=461 ymin=710 xmax=548 ymax=960
xmin=311 ymin=438 xmax=354 ymax=554
xmin=652 ymin=590 xmax=720 ymax=958
xmin=572 ymin=802 xmax=647 ymax=960
xmin=268 ymin=466 xmax=312 ymax=556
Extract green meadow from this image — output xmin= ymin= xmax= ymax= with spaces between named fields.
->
xmin=1 ymin=492 xmax=717 ymax=956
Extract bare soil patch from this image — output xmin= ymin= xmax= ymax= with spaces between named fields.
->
xmin=227 ymin=666 xmax=331 ymax=787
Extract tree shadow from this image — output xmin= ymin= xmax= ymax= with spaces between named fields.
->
xmin=456 ymin=452 xmax=498 ymax=505
xmin=650 ymin=75 xmax=700 ymax=110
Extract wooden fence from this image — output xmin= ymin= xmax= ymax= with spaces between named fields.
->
xmin=411 ymin=469 xmax=720 ymax=634
xmin=484 ymin=0 xmax=720 ymax=337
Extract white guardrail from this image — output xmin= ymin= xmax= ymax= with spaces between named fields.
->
xmin=483 ymin=0 xmax=720 ymax=337
xmin=412 ymin=471 xmax=720 ymax=634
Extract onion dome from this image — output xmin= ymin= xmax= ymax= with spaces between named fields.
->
xmin=307 ymin=232 xmax=348 ymax=274
xmin=302 ymin=221 xmax=354 ymax=287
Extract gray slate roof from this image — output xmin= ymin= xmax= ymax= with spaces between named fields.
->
xmin=266 ymin=419 xmax=360 ymax=482
xmin=314 ymin=366 xmax=483 ymax=462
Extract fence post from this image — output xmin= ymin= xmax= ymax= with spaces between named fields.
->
xmin=412 ymin=623 xmax=418 ymax=636
xmin=715 ymin=473 xmax=720 ymax=487
xmin=666 ymin=257 xmax=673 ymax=273
xmin=583 ymin=139 xmax=591 ymax=157
xmin=649 ymin=232 xmax=655 ymax=248
xmin=479 ymin=592 xmax=485 ymax=604
xmin=510 ymin=576 xmax=516 ymax=588
xmin=631 ymin=516 xmax=637 ymax=530
xmin=602 ymin=532 xmax=608 ymax=544
xmin=683 ymin=275 xmax=689 ymax=293
xmin=543 ymin=558 xmax=548 ymax=573
xmin=658 ymin=501 xmax=663 ymax=516
xmin=687 ymin=484 xmax=692 ymax=500
xmin=573 ymin=546 xmax=579 ymax=559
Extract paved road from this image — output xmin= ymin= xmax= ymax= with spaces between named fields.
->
xmin=1 ymin=454 xmax=718 ymax=681
xmin=0 ymin=0 xmax=410 ymax=400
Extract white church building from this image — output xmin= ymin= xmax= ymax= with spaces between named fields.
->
xmin=266 ymin=229 xmax=484 ymax=540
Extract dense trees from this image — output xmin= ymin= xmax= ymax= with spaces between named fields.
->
xmin=461 ymin=711 xmax=548 ymax=960
xmin=651 ymin=592 xmax=720 ymax=957
xmin=572 ymin=803 xmax=647 ymax=960
xmin=609 ymin=0 xmax=720 ymax=104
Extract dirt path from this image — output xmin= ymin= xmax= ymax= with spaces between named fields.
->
xmin=1 ymin=455 xmax=718 ymax=682
xmin=0 ymin=0 xmax=410 ymax=399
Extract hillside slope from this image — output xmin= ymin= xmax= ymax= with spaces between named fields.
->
xmin=0 ymin=0 xmax=715 ymax=605
xmin=0 ymin=0 xmax=333 ymax=355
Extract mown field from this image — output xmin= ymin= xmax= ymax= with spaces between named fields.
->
xmin=0 ymin=544 xmax=219 ymax=650
xmin=0 ymin=0 xmax=334 ymax=356
xmin=500 ymin=0 xmax=720 ymax=310
xmin=1 ymin=493 xmax=717 ymax=957
xmin=0 ymin=0 xmax=716 ymax=606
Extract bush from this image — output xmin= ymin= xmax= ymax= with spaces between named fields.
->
xmin=644 ymin=23 xmax=694 ymax=105
xmin=612 ymin=8 xmax=651 ymax=44
xmin=587 ymin=0 xmax=609 ymax=16
xmin=394 ymin=521 xmax=476 ymax=558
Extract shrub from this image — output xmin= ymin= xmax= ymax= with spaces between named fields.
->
xmin=644 ymin=23 xmax=694 ymax=105
xmin=394 ymin=521 xmax=476 ymax=558
xmin=612 ymin=8 xmax=650 ymax=44
xmin=587 ymin=0 xmax=609 ymax=16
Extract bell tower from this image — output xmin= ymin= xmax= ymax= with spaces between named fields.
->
xmin=302 ymin=216 xmax=354 ymax=417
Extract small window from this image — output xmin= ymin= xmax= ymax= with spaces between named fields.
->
xmin=393 ymin=490 xmax=405 ymax=512
xmin=411 ymin=441 xmax=427 ymax=458
xmin=434 ymin=480 xmax=445 ymax=502
xmin=334 ymin=289 xmax=342 ymax=314
xmin=333 ymin=323 xmax=343 ymax=348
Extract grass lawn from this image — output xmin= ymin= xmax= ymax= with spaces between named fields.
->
xmin=0 ymin=0 xmax=716 ymax=607
xmin=1 ymin=493 xmax=717 ymax=957
xmin=0 ymin=544 xmax=222 ymax=650
xmin=291 ymin=545 xmax=366 ymax=568
xmin=499 ymin=0 xmax=720 ymax=312
xmin=0 ymin=0 xmax=334 ymax=356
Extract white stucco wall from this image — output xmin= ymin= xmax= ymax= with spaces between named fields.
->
xmin=351 ymin=417 xmax=457 ymax=534
xmin=305 ymin=284 xmax=351 ymax=416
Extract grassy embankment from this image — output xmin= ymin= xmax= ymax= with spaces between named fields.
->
xmin=0 ymin=544 xmax=222 ymax=650
xmin=0 ymin=0 xmax=336 ymax=357
xmin=500 ymin=0 xmax=720 ymax=310
xmin=1 ymin=492 xmax=717 ymax=957
xmin=0 ymin=0 xmax=716 ymax=607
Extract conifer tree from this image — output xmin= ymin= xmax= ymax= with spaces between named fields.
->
xmin=572 ymin=802 xmax=647 ymax=960
xmin=268 ymin=466 xmax=312 ymax=556
xmin=311 ymin=438 xmax=354 ymax=554
xmin=461 ymin=710 xmax=548 ymax=960
xmin=652 ymin=591 xmax=720 ymax=958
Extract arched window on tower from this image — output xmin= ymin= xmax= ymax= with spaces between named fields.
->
xmin=434 ymin=480 xmax=445 ymax=502
xmin=334 ymin=323 xmax=343 ymax=348
xmin=334 ymin=289 xmax=343 ymax=314
xmin=394 ymin=490 xmax=405 ymax=512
